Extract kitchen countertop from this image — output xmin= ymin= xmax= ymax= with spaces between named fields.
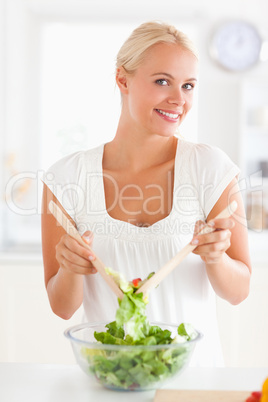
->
xmin=0 ymin=363 xmax=267 ymax=402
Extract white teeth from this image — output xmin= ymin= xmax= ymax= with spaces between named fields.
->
xmin=157 ymin=109 xmax=179 ymax=119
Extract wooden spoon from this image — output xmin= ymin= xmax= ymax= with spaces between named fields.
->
xmin=136 ymin=200 xmax=238 ymax=298
xmin=48 ymin=200 xmax=124 ymax=300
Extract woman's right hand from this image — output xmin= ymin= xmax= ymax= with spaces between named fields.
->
xmin=55 ymin=231 xmax=98 ymax=276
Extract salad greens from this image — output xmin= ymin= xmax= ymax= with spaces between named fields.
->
xmin=82 ymin=268 xmax=199 ymax=390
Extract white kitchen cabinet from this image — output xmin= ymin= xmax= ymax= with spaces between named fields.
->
xmin=0 ymin=257 xmax=83 ymax=364
xmin=216 ymin=261 xmax=268 ymax=367
xmin=239 ymin=82 xmax=268 ymax=235
xmin=212 ymin=81 xmax=268 ymax=368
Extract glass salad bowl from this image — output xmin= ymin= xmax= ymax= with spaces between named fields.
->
xmin=64 ymin=321 xmax=202 ymax=391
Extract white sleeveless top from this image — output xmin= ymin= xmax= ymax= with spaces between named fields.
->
xmin=43 ymin=139 xmax=240 ymax=367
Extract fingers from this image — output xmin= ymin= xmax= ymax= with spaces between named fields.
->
xmin=207 ymin=217 xmax=235 ymax=231
xmin=192 ymin=218 xmax=234 ymax=239
xmin=82 ymin=230 xmax=94 ymax=246
xmin=192 ymin=229 xmax=231 ymax=250
xmin=56 ymin=234 xmax=97 ymax=275
xmin=191 ymin=218 xmax=235 ymax=264
xmin=193 ymin=220 xmax=206 ymax=236
xmin=60 ymin=256 xmax=97 ymax=275
xmin=192 ymin=227 xmax=232 ymax=246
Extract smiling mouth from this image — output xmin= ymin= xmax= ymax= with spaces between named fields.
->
xmin=155 ymin=109 xmax=180 ymax=119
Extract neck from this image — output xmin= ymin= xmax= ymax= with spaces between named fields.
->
xmin=104 ymin=124 xmax=178 ymax=172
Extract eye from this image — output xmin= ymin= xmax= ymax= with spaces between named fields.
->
xmin=155 ymin=78 xmax=169 ymax=86
xmin=183 ymin=83 xmax=195 ymax=90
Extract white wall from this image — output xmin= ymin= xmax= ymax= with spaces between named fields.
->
xmin=21 ymin=0 xmax=268 ymax=166
xmin=197 ymin=18 xmax=268 ymax=166
xmin=0 ymin=0 xmax=5 ymax=249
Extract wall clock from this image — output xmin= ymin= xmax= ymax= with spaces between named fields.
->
xmin=210 ymin=21 xmax=263 ymax=71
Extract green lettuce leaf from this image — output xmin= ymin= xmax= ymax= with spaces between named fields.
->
xmin=86 ymin=268 xmax=199 ymax=390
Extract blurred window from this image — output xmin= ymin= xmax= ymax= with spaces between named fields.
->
xmin=2 ymin=17 xmax=197 ymax=253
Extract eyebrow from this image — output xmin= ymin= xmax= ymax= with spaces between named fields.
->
xmin=151 ymin=72 xmax=197 ymax=81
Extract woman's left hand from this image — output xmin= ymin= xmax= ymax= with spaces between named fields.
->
xmin=191 ymin=218 xmax=235 ymax=264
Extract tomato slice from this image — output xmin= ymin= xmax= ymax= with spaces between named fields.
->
xmin=132 ymin=278 xmax=142 ymax=287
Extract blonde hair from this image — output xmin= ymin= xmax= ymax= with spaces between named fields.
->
xmin=116 ymin=21 xmax=198 ymax=74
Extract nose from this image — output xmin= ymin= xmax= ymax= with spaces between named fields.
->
xmin=167 ymin=88 xmax=185 ymax=106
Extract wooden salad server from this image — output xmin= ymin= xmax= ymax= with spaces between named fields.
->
xmin=48 ymin=200 xmax=124 ymax=300
xmin=136 ymin=200 xmax=238 ymax=298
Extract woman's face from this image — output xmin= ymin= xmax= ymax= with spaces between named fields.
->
xmin=121 ymin=42 xmax=198 ymax=138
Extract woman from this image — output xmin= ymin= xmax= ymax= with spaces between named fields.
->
xmin=41 ymin=21 xmax=251 ymax=366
